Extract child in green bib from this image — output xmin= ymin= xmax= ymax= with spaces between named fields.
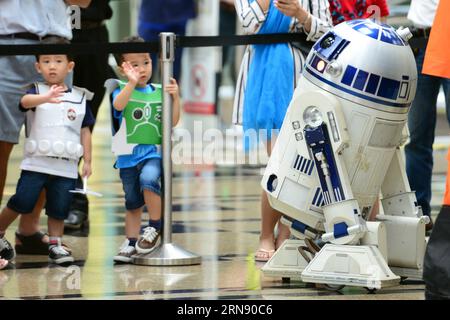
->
xmin=109 ymin=36 xmax=180 ymax=263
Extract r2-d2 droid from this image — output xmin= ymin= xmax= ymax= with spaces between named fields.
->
xmin=261 ymin=20 xmax=428 ymax=290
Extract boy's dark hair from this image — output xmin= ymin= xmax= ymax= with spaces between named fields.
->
xmin=35 ymin=37 xmax=74 ymax=62
xmin=113 ymin=36 xmax=146 ymax=66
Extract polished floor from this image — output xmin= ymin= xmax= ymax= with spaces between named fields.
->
xmin=0 ymin=100 xmax=446 ymax=300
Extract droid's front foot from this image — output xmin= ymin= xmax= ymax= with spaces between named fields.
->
xmin=261 ymin=239 xmax=311 ymax=280
xmin=301 ymin=244 xmax=400 ymax=289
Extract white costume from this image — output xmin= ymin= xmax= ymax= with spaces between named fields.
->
xmin=21 ymin=83 xmax=93 ymax=179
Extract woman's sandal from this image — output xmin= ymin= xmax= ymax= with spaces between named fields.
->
xmin=254 ymin=248 xmax=275 ymax=262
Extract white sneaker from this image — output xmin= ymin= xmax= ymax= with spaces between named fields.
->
xmin=136 ymin=227 xmax=161 ymax=254
xmin=114 ymin=239 xmax=137 ymax=263
xmin=48 ymin=245 xmax=74 ymax=265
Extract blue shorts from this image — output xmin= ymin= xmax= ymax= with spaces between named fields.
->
xmin=119 ymin=158 xmax=161 ymax=210
xmin=7 ymin=170 xmax=76 ymax=220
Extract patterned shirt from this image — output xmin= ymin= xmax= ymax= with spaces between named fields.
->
xmin=328 ymin=0 xmax=389 ymax=25
xmin=232 ymin=0 xmax=333 ymax=125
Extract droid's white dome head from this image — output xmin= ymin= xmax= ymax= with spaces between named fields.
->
xmin=304 ymin=19 xmax=417 ymax=113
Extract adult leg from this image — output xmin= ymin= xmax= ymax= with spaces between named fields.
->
xmin=14 ymin=190 xmax=49 ymax=256
xmin=0 ymin=207 xmax=20 ymax=234
xmin=65 ymin=26 xmax=113 ymax=230
xmin=258 ymin=191 xmax=280 ymax=254
xmin=0 ymin=42 xmax=39 ymax=206
xmin=138 ymin=23 xmax=162 ymax=82
xmin=405 ymin=48 xmax=441 ymax=220
xmin=442 ymin=76 xmax=450 ymax=125
xmin=257 ymin=139 xmax=290 ymax=261
xmin=0 ymin=207 xmax=20 ymax=260
xmin=73 ymin=25 xmax=111 ymax=126
xmin=0 ymin=141 xmax=14 ymax=206
xmin=171 ymin=22 xmax=188 ymax=82
xmin=219 ymin=6 xmax=237 ymax=84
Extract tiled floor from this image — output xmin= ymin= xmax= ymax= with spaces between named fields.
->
xmin=0 ymin=100 xmax=445 ymax=300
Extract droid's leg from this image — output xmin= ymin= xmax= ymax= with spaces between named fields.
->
xmin=289 ymin=91 xmax=399 ymax=289
xmin=378 ymin=148 xmax=428 ymax=279
xmin=300 ymin=124 xmax=400 ymax=288
xmin=260 ymin=101 xmax=325 ymax=281
xmin=302 ymin=113 xmax=366 ymax=245
xmin=381 ymin=148 xmax=424 ymax=219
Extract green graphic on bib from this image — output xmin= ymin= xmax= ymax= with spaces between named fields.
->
xmin=120 ymin=84 xmax=162 ymax=145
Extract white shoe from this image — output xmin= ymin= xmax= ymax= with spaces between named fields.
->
xmin=135 ymin=227 xmax=161 ymax=254
xmin=114 ymin=239 xmax=137 ymax=263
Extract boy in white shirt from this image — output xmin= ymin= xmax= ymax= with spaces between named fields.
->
xmin=0 ymin=38 xmax=94 ymax=265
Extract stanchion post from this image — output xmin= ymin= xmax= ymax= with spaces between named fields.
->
xmin=132 ymin=33 xmax=201 ymax=266
xmin=161 ymin=32 xmax=174 ymax=245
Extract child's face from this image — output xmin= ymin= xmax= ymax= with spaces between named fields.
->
xmin=35 ymin=55 xmax=74 ymax=86
xmin=121 ymin=53 xmax=152 ymax=87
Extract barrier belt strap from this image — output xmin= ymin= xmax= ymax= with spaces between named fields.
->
xmin=177 ymin=33 xmax=308 ymax=47
xmin=0 ymin=32 xmax=427 ymax=56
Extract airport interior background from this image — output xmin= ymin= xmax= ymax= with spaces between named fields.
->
xmin=0 ymin=0 xmax=448 ymax=300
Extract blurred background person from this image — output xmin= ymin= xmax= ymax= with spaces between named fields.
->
xmin=420 ymin=0 xmax=450 ymax=300
xmin=65 ymin=0 xmax=115 ymax=231
xmin=405 ymin=0 xmax=448 ymax=232
xmin=219 ymin=0 xmax=238 ymax=86
xmin=328 ymin=0 xmax=389 ymax=25
xmin=138 ymin=0 xmax=197 ymax=83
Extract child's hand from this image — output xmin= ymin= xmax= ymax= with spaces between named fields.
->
xmin=45 ymin=85 xmax=65 ymax=104
xmin=165 ymin=78 xmax=179 ymax=101
xmin=122 ymin=61 xmax=139 ymax=85
xmin=82 ymin=162 xmax=92 ymax=179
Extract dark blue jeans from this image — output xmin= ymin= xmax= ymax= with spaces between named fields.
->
xmin=405 ymin=48 xmax=450 ymax=216
xmin=7 ymin=170 xmax=76 ymax=220
xmin=119 ymin=158 xmax=161 ymax=210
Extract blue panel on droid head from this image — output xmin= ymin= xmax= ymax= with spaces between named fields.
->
xmin=380 ymin=28 xmax=404 ymax=45
xmin=347 ymin=19 xmax=406 ymax=46
xmin=353 ymin=22 xmax=379 ymax=39
xmin=313 ymin=32 xmax=350 ymax=61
